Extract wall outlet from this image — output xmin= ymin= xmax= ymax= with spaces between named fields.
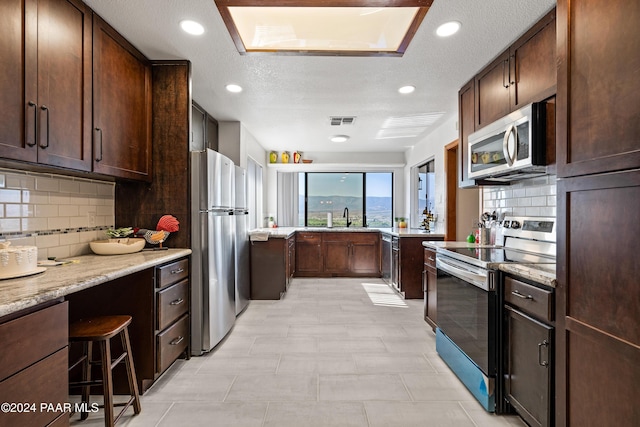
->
xmin=87 ymin=212 xmax=96 ymax=227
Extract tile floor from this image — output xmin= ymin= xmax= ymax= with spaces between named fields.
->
xmin=70 ymin=277 xmax=526 ymax=426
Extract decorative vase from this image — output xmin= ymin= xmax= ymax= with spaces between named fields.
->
xmin=281 ymin=151 xmax=290 ymax=163
xmin=269 ymin=151 xmax=277 ymax=163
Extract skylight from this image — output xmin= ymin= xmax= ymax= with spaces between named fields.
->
xmin=215 ymin=1 xmax=434 ymax=56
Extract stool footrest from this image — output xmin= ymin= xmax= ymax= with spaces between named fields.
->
xmin=69 ymin=355 xmax=88 ymax=372
xmin=69 ymin=379 xmax=103 ymax=388
xmin=113 ymin=396 xmax=137 ymax=425
xmin=110 ymin=351 xmax=128 ymax=370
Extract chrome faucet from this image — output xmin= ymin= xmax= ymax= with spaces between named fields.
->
xmin=343 ymin=207 xmax=352 ymax=228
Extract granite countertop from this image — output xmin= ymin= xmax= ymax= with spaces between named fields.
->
xmin=422 ymin=241 xmax=480 ymax=250
xmin=499 ymin=263 xmax=557 ymax=288
xmin=250 ymin=227 xmax=445 ymax=239
xmin=378 ymin=228 xmax=445 ymax=238
xmin=0 ymin=248 xmax=192 ymax=318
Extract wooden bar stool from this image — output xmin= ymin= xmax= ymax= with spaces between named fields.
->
xmin=69 ymin=315 xmax=141 ymax=426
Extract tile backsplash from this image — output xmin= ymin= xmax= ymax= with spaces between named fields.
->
xmin=482 ymin=175 xmax=557 ymax=218
xmin=0 ymin=168 xmax=115 ymax=259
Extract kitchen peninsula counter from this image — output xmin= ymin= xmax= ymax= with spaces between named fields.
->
xmin=0 ymin=248 xmax=191 ymax=317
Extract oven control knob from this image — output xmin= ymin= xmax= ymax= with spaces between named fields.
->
xmin=510 ymin=221 xmax=521 ymax=229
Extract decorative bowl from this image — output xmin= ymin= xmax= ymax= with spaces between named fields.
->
xmin=302 ymin=159 xmax=313 ymax=164
xmin=89 ymin=238 xmax=146 ymax=255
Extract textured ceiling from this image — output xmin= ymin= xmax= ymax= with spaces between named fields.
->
xmin=83 ymin=0 xmax=556 ymax=154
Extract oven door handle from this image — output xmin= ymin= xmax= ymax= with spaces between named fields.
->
xmin=436 ymin=257 xmax=493 ymax=291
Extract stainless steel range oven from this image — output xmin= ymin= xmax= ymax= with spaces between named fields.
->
xmin=435 ymin=217 xmax=556 ymax=413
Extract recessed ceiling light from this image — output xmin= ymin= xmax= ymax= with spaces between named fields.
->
xmin=180 ymin=20 xmax=205 ymax=35
xmin=398 ymin=85 xmax=415 ymax=94
xmin=225 ymin=84 xmax=243 ymax=93
xmin=330 ymin=135 xmax=350 ymax=143
xmin=436 ymin=21 xmax=461 ymax=37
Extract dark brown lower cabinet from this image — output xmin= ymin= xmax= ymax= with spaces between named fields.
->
xmin=251 ymin=236 xmax=294 ymax=299
xmin=504 ymin=306 xmax=553 ymax=427
xmin=296 ymin=232 xmax=323 ymax=276
xmin=323 ymin=236 xmax=350 ymax=274
xmin=296 ymin=232 xmax=380 ymax=278
xmin=423 ymin=247 xmax=437 ymax=329
xmin=350 ymin=236 xmax=380 ymax=274
xmin=0 ymin=301 xmax=69 ymax=427
xmin=396 ymin=237 xmax=440 ymax=299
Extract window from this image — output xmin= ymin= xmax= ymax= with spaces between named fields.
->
xmin=414 ymin=159 xmax=435 ymax=227
xmin=299 ymin=172 xmax=393 ymax=227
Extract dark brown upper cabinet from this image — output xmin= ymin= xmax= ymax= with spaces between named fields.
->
xmin=93 ymin=14 xmax=152 ymax=182
xmin=458 ymin=8 xmax=556 ymax=188
xmin=475 ymin=9 xmax=556 ymax=130
xmin=556 ymin=0 xmax=640 ymax=178
xmin=0 ymin=0 xmax=93 ymax=171
xmin=192 ymin=102 xmax=219 ymax=152
xmin=457 ymin=79 xmax=476 ymax=188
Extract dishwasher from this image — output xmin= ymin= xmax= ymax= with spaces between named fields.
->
xmin=390 ymin=236 xmax=399 ymax=291
xmin=381 ymin=233 xmax=392 ymax=283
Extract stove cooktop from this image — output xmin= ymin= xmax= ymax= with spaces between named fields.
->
xmin=439 ymin=246 xmax=556 ymax=269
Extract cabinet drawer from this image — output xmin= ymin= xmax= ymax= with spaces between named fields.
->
xmin=504 ymin=276 xmax=553 ymax=322
xmin=348 ymin=232 xmax=379 ymax=244
xmin=296 ymin=232 xmax=321 ymax=243
xmin=0 ymin=348 xmax=68 ymax=427
xmin=0 ymin=302 xmax=68 ymax=382
xmin=157 ymin=258 xmax=189 ymax=289
xmin=157 ymin=279 xmax=189 ymax=331
xmin=157 ymin=314 xmax=189 ymax=374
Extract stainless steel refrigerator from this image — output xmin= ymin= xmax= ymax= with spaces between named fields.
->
xmin=190 ymin=149 xmax=236 ymax=355
xmin=234 ymin=166 xmax=250 ymax=315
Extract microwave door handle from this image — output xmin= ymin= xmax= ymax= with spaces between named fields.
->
xmin=503 ymin=124 xmax=516 ymax=166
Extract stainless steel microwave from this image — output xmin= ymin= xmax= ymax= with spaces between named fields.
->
xmin=468 ymin=103 xmax=547 ymax=182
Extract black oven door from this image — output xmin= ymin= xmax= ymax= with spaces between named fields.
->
xmin=436 ymin=256 xmax=497 ymax=376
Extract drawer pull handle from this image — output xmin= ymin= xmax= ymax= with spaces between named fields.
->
xmin=170 ymin=298 xmax=184 ymax=306
xmin=511 ymin=290 xmax=533 ymax=300
xmin=428 ymin=257 xmax=435 ymax=262
xmin=538 ymin=340 xmax=549 ymax=367
xmin=170 ymin=268 xmax=185 ymax=274
xmin=169 ymin=336 xmax=184 ymax=345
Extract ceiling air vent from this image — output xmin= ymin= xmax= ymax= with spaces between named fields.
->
xmin=330 ymin=116 xmax=356 ymax=126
